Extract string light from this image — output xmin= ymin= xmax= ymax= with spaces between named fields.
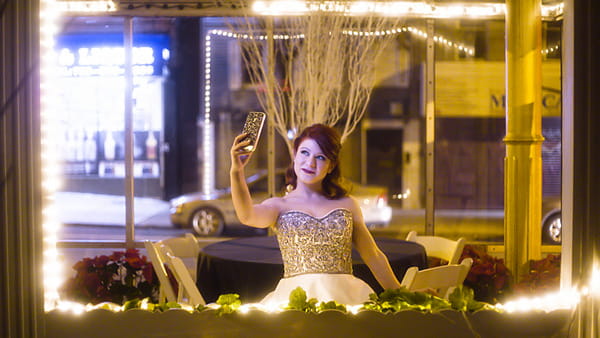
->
xmin=40 ymin=0 xmax=114 ymax=313
xmin=252 ymin=1 xmax=564 ymax=20
xmin=202 ymin=34 xmax=215 ymax=194
xmin=209 ymin=26 xmax=475 ymax=55
xmin=542 ymin=41 xmax=561 ymax=56
xmin=40 ymin=0 xmax=63 ymax=312
xmin=496 ymin=288 xmax=582 ymax=313
xmin=45 ymin=0 xmax=576 ymax=316
xmin=56 ymin=0 xmax=117 ymax=12
xmin=590 ymin=263 xmax=600 ymax=296
xmin=542 ymin=2 xmax=564 ymax=19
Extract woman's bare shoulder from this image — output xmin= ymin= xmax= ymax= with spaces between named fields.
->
xmin=340 ymin=195 xmax=364 ymax=214
xmin=260 ymin=196 xmax=286 ymax=208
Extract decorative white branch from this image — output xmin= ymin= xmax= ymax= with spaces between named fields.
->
xmin=227 ymin=10 xmax=403 ymax=156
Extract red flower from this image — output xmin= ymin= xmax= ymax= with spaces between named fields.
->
xmin=73 ymin=257 xmax=92 ymax=271
xmin=142 ymin=264 xmax=155 ymax=284
xmin=94 ymin=255 xmax=110 ymax=267
xmin=460 ymin=244 xmax=512 ymax=303
xmin=60 ymin=249 xmax=160 ymax=305
xmin=513 ymin=254 xmax=561 ymax=295
xmin=125 ymin=248 xmax=139 ymax=258
xmin=111 ymin=251 xmax=124 ymax=261
xmin=126 ymin=255 xmax=144 ymax=269
xmin=83 ymin=272 xmax=101 ymax=292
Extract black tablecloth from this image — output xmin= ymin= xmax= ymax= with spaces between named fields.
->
xmin=196 ymin=236 xmax=428 ymax=303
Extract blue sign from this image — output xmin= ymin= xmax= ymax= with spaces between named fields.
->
xmin=56 ymin=33 xmax=170 ymax=76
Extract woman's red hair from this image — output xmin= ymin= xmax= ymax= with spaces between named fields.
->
xmin=285 ymin=124 xmax=348 ymax=199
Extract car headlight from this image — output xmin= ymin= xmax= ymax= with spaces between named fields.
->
xmin=169 ymin=201 xmax=183 ymax=214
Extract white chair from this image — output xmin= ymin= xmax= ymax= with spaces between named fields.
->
xmin=144 ymin=240 xmax=177 ymax=303
xmin=163 ymin=251 xmax=206 ymax=306
xmin=405 ymin=230 xmax=466 ymax=265
xmin=157 ymin=233 xmax=200 ymax=282
xmin=400 ymin=258 xmax=473 ymax=299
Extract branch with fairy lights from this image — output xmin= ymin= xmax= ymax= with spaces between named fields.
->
xmin=208 ymin=25 xmax=475 ymax=54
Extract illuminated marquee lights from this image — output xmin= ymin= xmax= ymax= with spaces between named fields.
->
xmin=41 ymin=0 xmax=63 ymax=311
xmin=252 ymin=1 xmax=564 ymax=19
xmin=202 ymin=34 xmax=215 ymax=195
xmin=252 ymin=1 xmax=502 ymax=17
xmin=44 ymin=0 xmax=580 ymax=316
xmin=496 ymin=288 xmax=582 ymax=313
xmin=56 ymin=0 xmax=117 ymax=12
xmin=41 ymin=0 xmax=115 ymax=312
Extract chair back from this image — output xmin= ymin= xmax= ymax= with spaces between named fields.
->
xmin=163 ymin=251 xmax=206 ymax=306
xmin=400 ymin=258 xmax=473 ymax=299
xmin=405 ymin=230 xmax=465 ymax=264
xmin=144 ymin=240 xmax=177 ymax=303
xmin=159 ymin=233 xmax=200 ymax=257
xmin=158 ymin=233 xmax=200 ymax=282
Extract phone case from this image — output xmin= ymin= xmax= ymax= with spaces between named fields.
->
xmin=241 ymin=112 xmax=266 ymax=152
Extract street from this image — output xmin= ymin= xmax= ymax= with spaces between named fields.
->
xmin=56 ymin=191 xmax=505 ymax=243
xmin=55 ymin=193 xmax=506 ymax=277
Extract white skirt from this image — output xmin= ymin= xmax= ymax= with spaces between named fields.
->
xmin=260 ymin=273 xmax=375 ymax=308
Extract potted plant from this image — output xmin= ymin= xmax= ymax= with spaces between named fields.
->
xmin=459 ymin=244 xmax=512 ymax=304
xmin=60 ymin=248 xmax=160 ymax=305
xmin=513 ymin=254 xmax=561 ymax=295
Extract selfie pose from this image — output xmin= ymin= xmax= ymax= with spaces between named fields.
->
xmin=230 ymin=123 xmax=401 ymax=306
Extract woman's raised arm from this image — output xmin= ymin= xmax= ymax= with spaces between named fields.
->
xmin=230 ymin=134 xmax=279 ymax=228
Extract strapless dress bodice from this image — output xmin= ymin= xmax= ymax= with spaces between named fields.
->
xmin=274 ymin=208 xmax=353 ymax=278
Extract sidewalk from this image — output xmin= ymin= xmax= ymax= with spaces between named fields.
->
xmin=55 ymin=192 xmax=172 ymax=227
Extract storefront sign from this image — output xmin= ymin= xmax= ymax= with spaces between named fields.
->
xmin=436 ymin=61 xmax=561 ymax=117
xmin=56 ymin=33 xmax=169 ymax=76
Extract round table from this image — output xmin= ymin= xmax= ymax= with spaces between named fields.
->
xmin=196 ymin=236 xmax=428 ymax=303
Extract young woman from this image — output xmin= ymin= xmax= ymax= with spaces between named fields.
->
xmin=230 ymin=123 xmax=401 ymax=307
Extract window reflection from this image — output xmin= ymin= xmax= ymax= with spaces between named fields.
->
xmin=53 ymin=16 xmax=562 ymax=252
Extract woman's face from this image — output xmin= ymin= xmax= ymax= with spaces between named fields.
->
xmin=293 ymin=138 xmax=333 ymax=186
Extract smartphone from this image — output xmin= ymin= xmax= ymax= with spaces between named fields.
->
xmin=240 ymin=112 xmax=266 ymax=152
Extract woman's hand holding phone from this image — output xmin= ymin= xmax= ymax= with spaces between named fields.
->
xmin=240 ymin=112 xmax=266 ymax=152
xmin=230 ymin=112 xmax=266 ymax=172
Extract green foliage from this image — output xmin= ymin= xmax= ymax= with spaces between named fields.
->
xmin=154 ymin=301 xmax=182 ymax=312
xmin=317 ymin=300 xmax=347 ymax=312
xmin=362 ymin=286 xmax=496 ymax=314
xmin=448 ymin=285 xmax=493 ymax=312
xmin=113 ymin=298 xmax=192 ymax=312
xmin=216 ymin=293 xmax=242 ymax=315
xmin=286 ymin=287 xmax=348 ymax=313
xmin=83 ymin=287 xmax=499 ymax=316
xmin=286 ymin=287 xmax=318 ymax=313
xmin=363 ymin=287 xmax=451 ymax=313
xmin=123 ymin=298 xmax=142 ymax=310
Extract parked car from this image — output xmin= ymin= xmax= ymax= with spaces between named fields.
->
xmin=169 ymin=170 xmax=392 ymax=236
xmin=542 ymin=195 xmax=562 ymax=244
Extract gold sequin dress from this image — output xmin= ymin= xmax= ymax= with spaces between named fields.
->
xmin=260 ymin=208 xmax=375 ymax=307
